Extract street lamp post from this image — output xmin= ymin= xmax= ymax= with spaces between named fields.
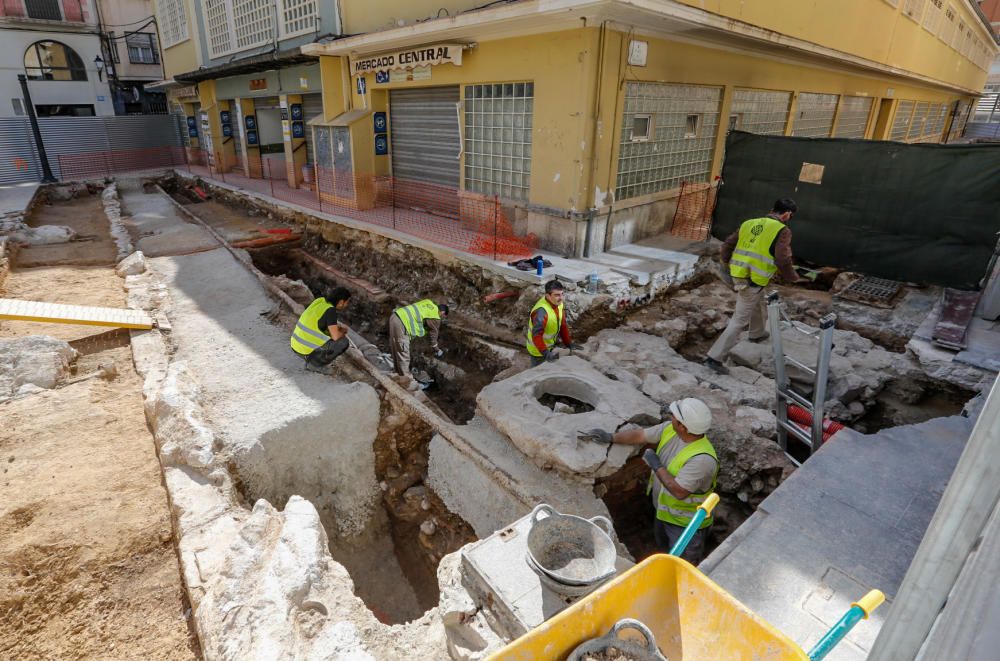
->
xmin=17 ymin=74 xmax=57 ymax=183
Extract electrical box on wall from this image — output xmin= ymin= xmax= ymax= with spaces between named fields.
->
xmin=628 ymin=40 xmax=648 ymax=66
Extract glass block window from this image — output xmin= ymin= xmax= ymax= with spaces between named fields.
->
xmin=232 ymin=0 xmax=273 ymax=51
xmin=890 ymin=100 xmax=915 ymax=141
xmin=279 ymin=0 xmax=317 ymax=38
xmin=791 ymin=93 xmax=838 ymax=137
xmin=463 ymin=82 xmax=534 ymax=201
xmin=157 ymin=0 xmax=189 ymax=48
xmin=730 ymin=88 xmax=791 ymax=135
xmin=907 ymin=101 xmax=931 ymax=139
xmin=940 ymin=5 xmax=956 ymax=44
xmin=615 ymin=82 xmax=722 ymax=201
xmin=833 ymin=96 xmax=873 ymax=138
xmin=205 ymin=0 xmax=234 ymax=58
xmin=926 ymin=103 xmax=949 ymax=138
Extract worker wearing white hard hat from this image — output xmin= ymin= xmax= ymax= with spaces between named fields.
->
xmin=578 ymin=397 xmax=719 ymax=562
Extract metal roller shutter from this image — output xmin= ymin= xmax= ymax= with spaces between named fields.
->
xmin=301 ymin=93 xmax=323 ymax=165
xmin=389 ymin=87 xmax=460 ymax=188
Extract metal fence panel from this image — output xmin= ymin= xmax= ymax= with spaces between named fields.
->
xmin=0 ymin=118 xmax=41 ymax=185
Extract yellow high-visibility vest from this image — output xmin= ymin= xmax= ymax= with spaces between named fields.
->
xmin=729 ymin=216 xmax=785 ymax=286
xmin=291 ymin=298 xmax=333 ymax=356
xmin=394 ymin=299 xmax=441 ymax=338
xmin=647 ymin=424 xmax=718 ymax=528
xmin=525 ymin=296 xmax=564 ymax=357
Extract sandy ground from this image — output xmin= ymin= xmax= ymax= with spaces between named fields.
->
xmin=0 ymin=192 xmax=200 ymax=658
xmin=0 ymin=265 xmax=127 ymax=342
xmin=0 ymin=347 xmax=200 ymax=659
xmin=17 ymin=195 xmax=117 ymax=267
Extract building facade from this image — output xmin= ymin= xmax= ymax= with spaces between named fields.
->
xmin=1 ymin=0 xmax=115 ymax=117
xmin=158 ymin=0 xmax=997 ymax=255
xmin=153 ymin=0 xmax=340 ymax=187
xmin=973 ymin=0 xmax=1000 ymax=123
xmin=98 ymin=0 xmax=167 ymax=114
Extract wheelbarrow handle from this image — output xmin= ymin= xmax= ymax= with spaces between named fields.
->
xmin=807 ymin=590 xmax=885 ymax=661
xmin=669 ymin=494 xmax=720 ymax=558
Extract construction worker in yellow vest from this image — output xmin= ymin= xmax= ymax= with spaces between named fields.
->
xmin=290 ymin=287 xmax=352 ymax=373
xmin=578 ymin=398 xmax=718 ymax=562
xmin=389 ymin=299 xmax=449 ymax=390
xmin=526 ymin=279 xmax=579 ymax=367
xmin=704 ymin=198 xmax=804 ymax=375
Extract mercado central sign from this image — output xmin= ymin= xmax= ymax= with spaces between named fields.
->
xmin=350 ymin=44 xmax=465 ymax=76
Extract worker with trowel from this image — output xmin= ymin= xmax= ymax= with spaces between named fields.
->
xmin=526 ymin=279 xmax=580 ymax=366
xmin=290 ymin=287 xmax=352 ymax=373
xmin=389 ymin=299 xmax=449 ymax=390
xmin=704 ymin=198 xmax=803 ymax=375
xmin=578 ymin=398 xmax=718 ymax=562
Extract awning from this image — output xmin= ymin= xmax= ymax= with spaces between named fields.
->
xmin=175 ymin=48 xmax=318 ymax=84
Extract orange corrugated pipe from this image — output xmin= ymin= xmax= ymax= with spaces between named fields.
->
xmin=483 ymin=291 xmax=518 ymax=303
xmin=787 ymin=404 xmax=846 ymax=443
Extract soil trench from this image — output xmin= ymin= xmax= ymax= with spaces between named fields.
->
xmin=0 ymin=188 xmax=200 ymax=659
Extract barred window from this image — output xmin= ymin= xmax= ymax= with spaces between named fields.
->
xmin=157 ymin=0 xmax=189 ymax=48
xmin=833 ymin=96 xmax=873 ymax=139
xmin=232 ymin=0 xmax=273 ymax=51
xmin=205 ymin=0 xmax=234 ymax=58
xmin=463 ymin=82 xmax=534 ymax=202
xmin=615 ymin=82 xmax=722 ymax=201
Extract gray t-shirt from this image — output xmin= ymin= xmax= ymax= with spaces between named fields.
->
xmin=643 ymin=422 xmax=718 ymax=506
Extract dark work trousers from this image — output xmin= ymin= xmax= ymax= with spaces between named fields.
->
xmin=301 ymin=336 xmax=350 ymax=370
xmin=653 ymin=518 xmax=708 ymax=564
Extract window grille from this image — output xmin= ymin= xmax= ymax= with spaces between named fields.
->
xmin=615 ymin=82 xmax=722 ymax=201
xmin=232 ymin=0 xmax=273 ymax=51
xmin=157 ymin=0 xmax=189 ymax=48
xmin=279 ymin=0 xmax=317 ymax=38
xmin=463 ymin=82 xmax=534 ymax=201
xmin=205 ymin=0 xmax=234 ymax=57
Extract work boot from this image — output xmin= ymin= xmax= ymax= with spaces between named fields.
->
xmin=748 ymin=332 xmax=770 ymax=343
xmin=703 ymin=357 xmax=729 ymax=375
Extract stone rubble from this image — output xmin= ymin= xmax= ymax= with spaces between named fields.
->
xmin=0 ymin=335 xmax=78 ymax=403
xmin=101 ymin=183 xmax=134 ymax=262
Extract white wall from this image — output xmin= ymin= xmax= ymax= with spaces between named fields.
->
xmin=0 ymin=30 xmax=115 ymax=118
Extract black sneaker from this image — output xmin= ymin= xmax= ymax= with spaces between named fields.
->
xmin=703 ymin=357 xmax=730 ymax=375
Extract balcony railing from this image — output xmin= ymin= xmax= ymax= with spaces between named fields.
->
xmin=1 ymin=0 xmax=87 ymax=22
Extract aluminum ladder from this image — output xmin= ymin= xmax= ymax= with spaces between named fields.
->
xmin=766 ymin=292 xmax=836 ymax=464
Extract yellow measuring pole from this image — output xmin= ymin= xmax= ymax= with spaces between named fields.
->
xmin=0 ymin=298 xmax=153 ymax=330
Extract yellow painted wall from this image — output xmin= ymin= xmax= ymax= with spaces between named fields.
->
xmin=317 ymin=25 xmax=977 ymax=213
xmin=339 ymin=0 xmax=490 ymax=35
xmin=158 ymin=0 xmax=202 ymax=78
xmin=674 ymin=0 xmax=995 ymax=92
xmin=590 ymin=28 xmax=974 ymax=206
xmin=340 ymin=29 xmax=598 ymax=211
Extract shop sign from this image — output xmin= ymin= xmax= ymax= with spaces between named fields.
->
xmin=351 ymin=44 xmax=464 ymax=76
xmin=389 ymin=66 xmax=431 ymax=83
xmin=250 ymin=78 xmax=267 ymax=91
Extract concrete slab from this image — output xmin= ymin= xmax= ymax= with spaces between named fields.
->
xmin=476 ymin=355 xmax=660 ymax=477
xmin=428 ymin=415 xmax=610 ymax=538
xmin=702 ymin=415 xmax=972 ymax=661
xmin=118 ymin=186 xmax=220 ymax=256
xmin=583 ymin=241 xmax=699 ymax=288
xmin=0 ymin=182 xmax=39 ymax=218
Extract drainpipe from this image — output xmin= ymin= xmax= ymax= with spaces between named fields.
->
xmin=18 ymin=74 xmax=57 ymax=183
xmin=583 ymin=207 xmax=594 ymax=258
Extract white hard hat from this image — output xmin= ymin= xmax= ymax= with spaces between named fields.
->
xmin=669 ymin=398 xmax=712 ymax=435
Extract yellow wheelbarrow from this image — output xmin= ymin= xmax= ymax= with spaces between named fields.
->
xmin=488 ymin=494 xmax=884 ymax=661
